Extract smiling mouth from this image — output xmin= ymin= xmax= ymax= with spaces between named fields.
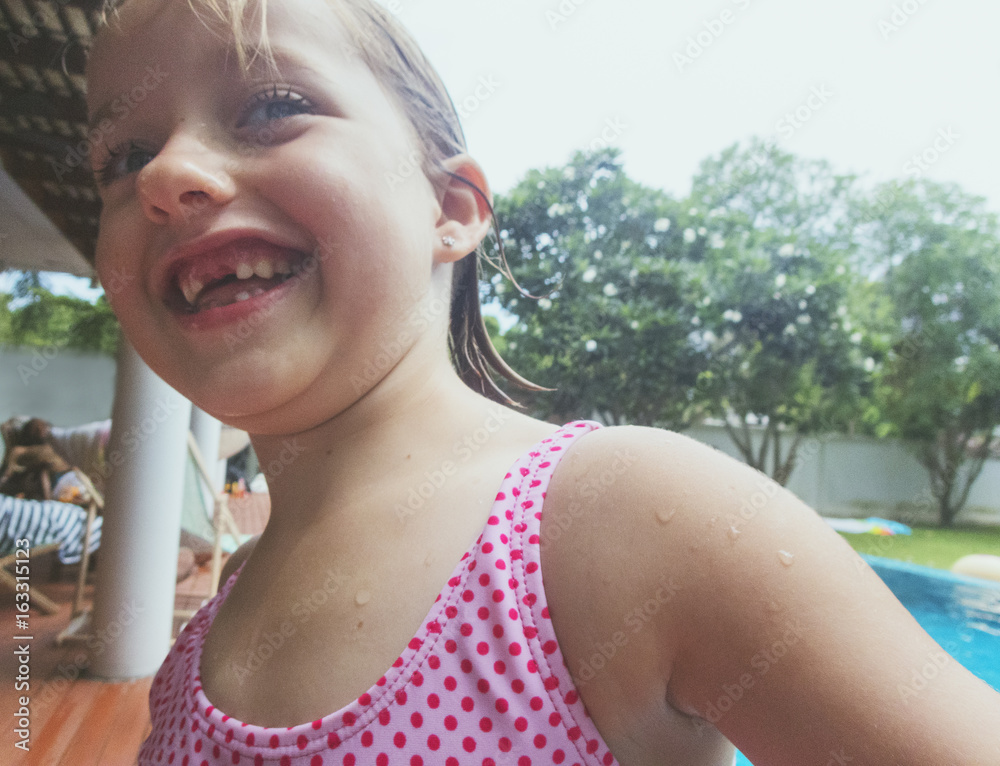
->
xmin=170 ymin=240 xmax=309 ymax=314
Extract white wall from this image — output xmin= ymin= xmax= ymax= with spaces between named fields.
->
xmin=3 ymin=345 xmax=998 ymax=524
xmin=1 ymin=346 xmax=116 ymax=430
xmin=687 ymin=423 xmax=1000 ymax=525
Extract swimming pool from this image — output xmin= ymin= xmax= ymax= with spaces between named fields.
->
xmin=733 ymin=554 xmax=1000 ymax=765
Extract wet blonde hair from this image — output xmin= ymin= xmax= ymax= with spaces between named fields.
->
xmin=95 ymin=0 xmax=541 ymax=405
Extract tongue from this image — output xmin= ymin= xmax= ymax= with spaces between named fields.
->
xmin=195 ymin=275 xmax=286 ymax=312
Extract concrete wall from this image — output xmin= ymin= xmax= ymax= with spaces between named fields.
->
xmin=687 ymin=423 xmax=1000 ymax=525
xmin=3 ymin=346 xmax=998 ymax=525
xmin=1 ymin=345 xmax=116 ymax=429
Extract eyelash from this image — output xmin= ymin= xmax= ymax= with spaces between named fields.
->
xmin=239 ymin=85 xmax=315 ymax=127
xmin=94 ymin=141 xmax=154 ymax=187
xmin=93 ymin=86 xmax=315 ymax=186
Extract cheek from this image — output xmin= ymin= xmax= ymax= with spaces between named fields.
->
xmin=94 ymin=204 xmax=144 ymax=300
xmin=261 ymin=150 xmax=435 ymax=298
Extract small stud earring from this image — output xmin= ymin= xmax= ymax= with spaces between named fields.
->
xmin=442 ymin=236 xmax=456 ymax=247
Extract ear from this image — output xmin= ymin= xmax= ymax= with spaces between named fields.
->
xmin=432 ymin=154 xmax=494 ymax=265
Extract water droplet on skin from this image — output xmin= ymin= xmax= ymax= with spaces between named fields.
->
xmin=728 ymin=526 xmax=741 ymax=540
xmin=355 ymin=590 xmax=371 ymax=606
xmin=778 ymin=550 xmax=795 ymax=567
xmin=656 ymin=508 xmax=676 ymax=524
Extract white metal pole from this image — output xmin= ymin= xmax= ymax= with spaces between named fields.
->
xmin=89 ymin=340 xmax=191 ymax=679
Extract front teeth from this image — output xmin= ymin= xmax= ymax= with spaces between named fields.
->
xmin=238 ymin=258 xmax=286 ymax=280
xmin=179 ymin=255 xmax=295 ymax=307
xmin=254 ymin=259 xmax=274 ymax=279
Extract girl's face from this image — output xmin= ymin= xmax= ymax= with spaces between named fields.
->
xmin=88 ymin=0 xmax=455 ymax=433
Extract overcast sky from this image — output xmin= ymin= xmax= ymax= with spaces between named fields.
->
xmin=399 ymin=0 xmax=999 ymax=206
xmin=16 ymin=0 xmax=1000 ymax=299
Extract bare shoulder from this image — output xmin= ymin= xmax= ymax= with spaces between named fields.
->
xmin=219 ymin=534 xmax=261 ymax=585
xmin=543 ymin=425 xmax=1000 ymax=764
xmin=541 ymin=424 xmax=782 ymax=668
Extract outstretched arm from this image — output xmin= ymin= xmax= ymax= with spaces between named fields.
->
xmin=562 ymin=426 xmax=1000 ymax=765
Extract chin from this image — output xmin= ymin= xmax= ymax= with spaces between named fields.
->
xmin=189 ymin=367 xmax=342 ymax=436
xmin=193 ymin=379 xmax=289 ymax=424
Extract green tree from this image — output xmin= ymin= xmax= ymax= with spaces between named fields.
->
xmin=486 ymin=149 xmax=709 ymax=428
xmin=854 ymin=180 xmax=1000 ymax=526
xmin=0 ymin=272 xmax=120 ymax=354
xmin=690 ymin=140 xmax=866 ymax=484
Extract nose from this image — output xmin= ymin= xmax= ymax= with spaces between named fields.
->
xmin=135 ymin=135 xmax=236 ymax=224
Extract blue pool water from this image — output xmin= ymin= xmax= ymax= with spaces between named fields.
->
xmin=733 ymin=555 xmax=1000 ymax=766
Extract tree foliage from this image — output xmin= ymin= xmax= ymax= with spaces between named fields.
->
xmin=486 ymin=149 xmax=707 ymax=428
xmin=853 ymin=180 xmax=1000 ymax=525
xmin=689 ymin=140 xmax=867 ymax=484
xmin=487 ymin=141 xmax=1000 ymax=520
xmin=0 ymin=272 xmax=120 ymax=355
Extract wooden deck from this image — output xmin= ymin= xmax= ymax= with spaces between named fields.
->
xmin=1 ymin=493 xmax=269 ymax=765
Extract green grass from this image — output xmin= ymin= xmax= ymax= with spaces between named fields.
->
xmin=838 ymin=525 xmax=1000 ymax=570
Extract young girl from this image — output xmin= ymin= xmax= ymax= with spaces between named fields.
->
xmin=85 ymin=0 xmax=1000 ymax=763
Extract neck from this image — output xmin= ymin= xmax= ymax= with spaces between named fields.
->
xmin=247 ymin=357 xmax=510 ymax=538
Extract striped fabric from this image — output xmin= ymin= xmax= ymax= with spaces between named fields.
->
xmin=0 ymin=494 xmax=102 ymax=565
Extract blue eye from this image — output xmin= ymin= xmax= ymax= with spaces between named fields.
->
xmin=95 ymin=142 xmax=156 ymax=186
xmin=240 ymin=86 xmax=314 ymax=130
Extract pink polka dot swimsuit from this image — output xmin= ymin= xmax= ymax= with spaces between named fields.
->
xmin=139 ymin=421 xmax=621 ymax=766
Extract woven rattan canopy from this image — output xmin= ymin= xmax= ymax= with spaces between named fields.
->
xmin=1 ymin=0 xmax=102 ymax=272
